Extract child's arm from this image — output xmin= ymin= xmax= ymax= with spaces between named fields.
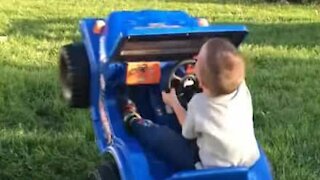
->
xmin=162 ymin=89 xmax=197 ymax=139
xmin=161 ymin=89 xmax=186 ymax=126
xmin=171 ymin=100 xmax=186 ymax=126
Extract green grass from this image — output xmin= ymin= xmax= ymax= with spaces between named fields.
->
xmin=0 ymin=0 xmax=319 ymax=179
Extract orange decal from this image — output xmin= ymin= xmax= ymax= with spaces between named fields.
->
xmin=126 ymin=62 xmax=161 ymax=85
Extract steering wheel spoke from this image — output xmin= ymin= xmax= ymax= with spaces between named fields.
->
xmin=172 ymin=73 xmax=182 ymax=81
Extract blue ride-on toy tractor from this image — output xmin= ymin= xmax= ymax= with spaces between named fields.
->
xmin=58 ymin=10 xmax=273 ymax=180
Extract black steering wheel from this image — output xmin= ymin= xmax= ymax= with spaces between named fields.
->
xmin=166 ymin=59 xmax=202 ymax=108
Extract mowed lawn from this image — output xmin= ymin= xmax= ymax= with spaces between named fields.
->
xmin=0 ymin=0 xmax=319 ymax=179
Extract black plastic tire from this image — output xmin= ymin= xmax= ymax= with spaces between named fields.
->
xmin=59 ymin=43 xmax=90 ymax=108
xmin=88 ymin=160 xmax=121 ymax=180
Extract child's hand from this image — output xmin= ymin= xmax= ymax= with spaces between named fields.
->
xmin=162 ymin=89 xmax=179 ymax=108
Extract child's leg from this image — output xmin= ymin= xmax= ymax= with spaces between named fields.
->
xmin=129 ymin=119 xmax=197 ymax=171
xmin=121 ymin=98 xmax=198 ymax=170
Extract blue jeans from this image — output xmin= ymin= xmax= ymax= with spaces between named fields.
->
xmin=131 ymin=119 xmax=199 ymax=171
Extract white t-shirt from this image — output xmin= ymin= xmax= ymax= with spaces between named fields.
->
xmin=182 ymin=81 xmax=260 ymax=168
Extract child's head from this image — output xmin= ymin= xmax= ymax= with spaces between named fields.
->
xmin=195 ymin=38 xmax=245 ymax=96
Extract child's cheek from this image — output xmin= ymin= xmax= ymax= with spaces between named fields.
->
xmin=194 ymin=62 xmax=200 ymax=78
xmin=198 ymin=78 xmax=205 ymax=89
xmin=195 ymin=64 xmax=202 ymax=86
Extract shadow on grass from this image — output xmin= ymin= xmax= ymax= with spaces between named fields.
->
xmin=0 ymin=63 xmax=89 ymax=134
xmin=0 ymin=58 xmax=98 ymax=179
xmin=7 ymin=17 xmax=82 ymax=41
xmin=0 ymin=130 xmax=99 ymax=180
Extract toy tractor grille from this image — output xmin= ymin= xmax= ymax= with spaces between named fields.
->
xmin=111 ymin=30 xmax=247 ymax=62
xmin=120 ymin=38 xmax=206 ymax=57
xmin=115 ymin=36 xmax=212 ymax=61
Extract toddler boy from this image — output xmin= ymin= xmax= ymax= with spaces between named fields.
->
xmin=123 ymin=38 xmax=260 ymax=170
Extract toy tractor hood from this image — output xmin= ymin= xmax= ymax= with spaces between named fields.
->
xmin=105 ymin=10 xmax=248 ymax=62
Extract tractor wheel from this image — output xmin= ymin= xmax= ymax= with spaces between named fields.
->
xmin=88 ymin=160 xmax=121 ymax=180
xmin=59 ymin=43 xmax=90 ymax=108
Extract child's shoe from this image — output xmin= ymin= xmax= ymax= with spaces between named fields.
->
xmin=121 ymin=99 xmax=142 ymax=128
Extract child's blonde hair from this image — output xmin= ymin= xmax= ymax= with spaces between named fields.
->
xmin=200 ymin=38 xmax=245 ymax=95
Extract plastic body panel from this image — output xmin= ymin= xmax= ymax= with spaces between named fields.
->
xmin=81 ymin=18 xmax=170 ymax=180
xmin=78 ymin=10 xmax=273 ymax=180
xmin=169 ymin=147 xmax=273 ymax=180
xmin=104 ymin=10 xmax=248 ymax=61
